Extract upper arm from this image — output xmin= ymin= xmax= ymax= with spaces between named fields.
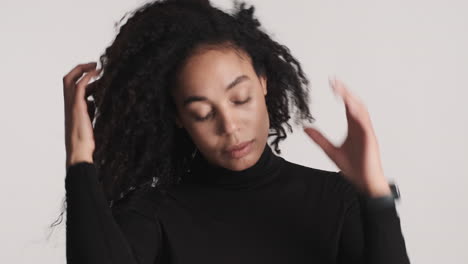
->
xmin=65 ymin=162 xmax=165 ymax=264
xmin=111 ymin=203 xmax=163 ymax=264
xmin=330 ymin=172 xmax=365 ymax=264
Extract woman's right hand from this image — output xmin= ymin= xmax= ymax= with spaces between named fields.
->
xmin=63 ymin=62 xmax=101 ymax=169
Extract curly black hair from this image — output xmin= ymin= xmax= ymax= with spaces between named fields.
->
xmin=49 ymin=0 xmax=315 ymax=231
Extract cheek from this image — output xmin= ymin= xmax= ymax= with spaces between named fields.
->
xmin=184 ymin=123 xmax=217 ymax=152
xmin=234 ymin=93 xmax=268 ymax=129
xmin=253 ymin=97 xmax=270 ymax=133
xmin=252 ymin=94 xmax=268 ymax=119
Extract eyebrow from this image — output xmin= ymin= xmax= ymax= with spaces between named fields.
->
xmin=182 ymin=74 xmax=250 ymax=107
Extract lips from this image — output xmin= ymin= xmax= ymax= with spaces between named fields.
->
xmin=225 ymin=140 xmax=252 ymax=152
xmin=224 ymin=139 xmax=254 ymax=159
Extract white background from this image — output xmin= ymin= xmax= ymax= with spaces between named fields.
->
xmin=1 ymin=0 xmax=467 ymax=263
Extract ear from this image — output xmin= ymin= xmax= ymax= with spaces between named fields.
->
xmin=260 ymin=75 xmax=267 ymax=96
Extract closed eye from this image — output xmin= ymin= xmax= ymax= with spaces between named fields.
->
xmin=195 ymin=97 xmax=251 ymax=122
xmin=234 ymin=97 xmax=251 ymax=105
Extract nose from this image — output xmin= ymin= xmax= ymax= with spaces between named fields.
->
xmin=218 ymin=108 xmax=239 ymax=135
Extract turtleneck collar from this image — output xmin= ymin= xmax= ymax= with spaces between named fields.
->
xmin=181 ymin=143 xmax=284 ymax=189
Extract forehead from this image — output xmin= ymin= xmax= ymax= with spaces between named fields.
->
xmin=175 ymin=46 xmax=254 ymax=95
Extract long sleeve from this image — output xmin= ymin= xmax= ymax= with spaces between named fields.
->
xmin=336 ymin=175 xmax=411 ymax=264
xmin=65 ymin=162 xmax=162 ymax=264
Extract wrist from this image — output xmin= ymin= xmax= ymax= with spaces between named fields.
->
xmin=358 ymin=178 xmax=392 ymax=198
xmin=66 ymin=154 xmax=94 ymax=168
xmin=365 ymin=183 xmax=392 ymax=198
xmin=358 ymin=182 xmax=400 ymax=211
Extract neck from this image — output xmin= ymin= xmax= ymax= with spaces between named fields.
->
xmin=181 ymin=143 xmax=284 ymax=190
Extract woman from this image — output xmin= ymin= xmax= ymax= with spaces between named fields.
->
xmin=61 ymin=0 xmax=410 ymax=263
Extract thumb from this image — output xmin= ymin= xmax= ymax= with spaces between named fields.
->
xmin=303 ymin=126 xmax=338 ymax=160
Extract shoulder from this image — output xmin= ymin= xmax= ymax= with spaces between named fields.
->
xmin=280 ymin=158 xmax=339 ymax=185
xmin=111 ymin=186 xmax=168 ymax=220
xmin=281 ymin=159 xmax=358 ymax=204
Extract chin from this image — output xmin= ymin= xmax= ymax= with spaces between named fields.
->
xmin=229 ymin=145 xmax=258 ymax=170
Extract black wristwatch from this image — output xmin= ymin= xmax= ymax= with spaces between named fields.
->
xmin=360 ymin=182 xmax=400 ymax=210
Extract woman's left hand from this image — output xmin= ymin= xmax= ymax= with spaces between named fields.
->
xmin=303 ymin=77 xmax=392 ymax=197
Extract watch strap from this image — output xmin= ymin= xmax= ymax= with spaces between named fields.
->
xmin=359 ymin=183 xmax=400 ymax=211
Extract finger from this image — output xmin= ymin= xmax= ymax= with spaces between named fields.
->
xmin=303 ymin=126 xmax=338 ymax=160
xmin=85 ymin=81 xmax=97 ymax=98
xmin=329 ymin=77 xmax=353 ymax=118
xmin=85 ymin=69 xmax=102 ymax=98
xmin=87 ymin=99 xmax=96 ymax=121
xmin=337 ymin=79 xmax=373 ymax=129
xmin=329 ymin=77 xmax=369 ymax=127
xmin=76 ymin=69 xmax=101 ymax=100
xmin=329 ymin=77 xmax=356 ymax=106
xmin=63 ymin=62 xmax=97 ymax=87
xmin=334 ymin=78 xmax=364 ymax=105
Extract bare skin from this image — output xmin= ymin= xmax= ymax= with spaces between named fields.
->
xmin=62 ymin=57 xmax=391 ymax=198
xmin=63 ymin=62 xmax=100 ymax=170
xmin=171 ymin=46 xmax=269 ymax=172
xmin=303 ymin=77 xmax=392 ymax=197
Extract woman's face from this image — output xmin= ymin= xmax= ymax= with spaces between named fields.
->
xmin=172 ymin=46 xmax=269 ymax=171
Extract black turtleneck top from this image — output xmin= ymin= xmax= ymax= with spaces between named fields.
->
xmin=65 ymin=143 xmax=410 ymax=264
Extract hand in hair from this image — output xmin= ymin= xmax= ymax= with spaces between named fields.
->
xmin=62 ymin=62 xmax=101 ymax=170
